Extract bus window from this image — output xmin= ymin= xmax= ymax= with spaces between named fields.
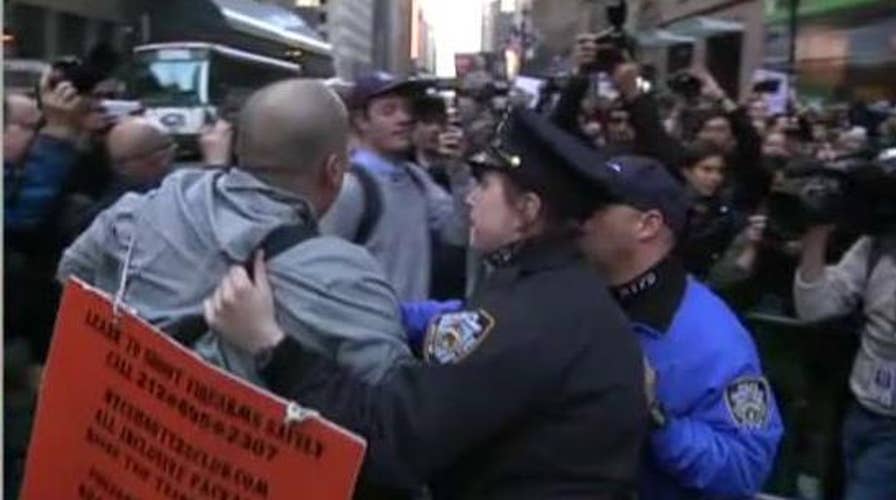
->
xmin=132 ymin=51 xmax=206 ymax=107
xmin=208 ymin=51 xmax=297 ymax=108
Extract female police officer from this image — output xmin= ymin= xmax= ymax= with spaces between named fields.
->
xmin=203 ymin=109 xmax=647 ymax=499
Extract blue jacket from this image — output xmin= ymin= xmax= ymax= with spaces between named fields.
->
xmin=4 ymin=135 xmax=78 ymax=233
xmin=616 ymin=259 xmax=783 ymax=499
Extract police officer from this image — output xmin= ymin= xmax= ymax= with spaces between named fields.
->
xmin=575 ymin=155 xmax=784 ymax=499
xmin=204 ymin=109 xmax=648 ymax=499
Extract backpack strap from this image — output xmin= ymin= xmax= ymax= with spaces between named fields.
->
xmin=249 ymin=222 xmax=319 ymax=278
xmin=866 ymin=236 xmax=886 ymax=282
xmin=351 ymin=164 xmax=383 ymax=245
xmin=168 ymin=221 xmax=318 ymax=348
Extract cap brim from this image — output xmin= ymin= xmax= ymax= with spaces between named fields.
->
xmin=368 ymin=79 xmax=429 ymax=100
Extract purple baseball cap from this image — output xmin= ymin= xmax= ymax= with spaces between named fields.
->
xmin=349 ymin=72 xmax=428 ymax=110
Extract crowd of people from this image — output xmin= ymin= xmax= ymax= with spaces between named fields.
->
xmin=4 ymin=29 xmax=896 ymax=500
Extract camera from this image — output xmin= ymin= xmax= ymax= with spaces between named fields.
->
xmin=667 ymin=71 xmax=703 ymax=100
xmin=765 ymin=151 xmax=896 ymax=240
xmin=586 ymin=0 xmax=635 ymax=74
xmin=48 ymin=43 xmax=119 ymax=94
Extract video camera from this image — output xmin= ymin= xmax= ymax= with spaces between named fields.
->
xmin=584 ymin=0 xmax=636 ymax=74
xmin=45 ymin=43 xmax=119 ymax=94
xmin=667 ymin=71 xmax=702 ymax=100
xmin=765 ymin=150 xmax=896 ymax=240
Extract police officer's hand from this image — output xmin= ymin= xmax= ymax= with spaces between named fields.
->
xmin=204 ymin=251 xmax=285 ymax=354
xmin=401 ymin=299 xmax=464 ymax=352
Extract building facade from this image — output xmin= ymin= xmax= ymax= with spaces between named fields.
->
xmin=4 ymin=0 xmax=133 ymax=60
xmin=648 ymin=0 xmax=765 ymax=101
xmin=326 ymin=0 xmax=376 ymax=78
xmin=763 ymin=0 xmax=895 ymax=101
xmin=290 ymin=0 xmax=376 ymax=79
xmin=371 ymin=0 xmax=413 ymax=76
xmin=411 ymin=0 xmax=436 ymax=75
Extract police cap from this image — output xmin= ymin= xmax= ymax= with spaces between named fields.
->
xmin=470 ymin=107 xmax=613 ymax=223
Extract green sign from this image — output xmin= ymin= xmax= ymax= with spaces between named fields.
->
xmin=765 ymin=0 xmax=886 ymax=22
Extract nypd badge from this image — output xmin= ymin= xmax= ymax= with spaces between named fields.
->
xmin=724 ymin=378 xmax=771 ymax=429
xmin=424 ymin=310 xmax=496 ymax=365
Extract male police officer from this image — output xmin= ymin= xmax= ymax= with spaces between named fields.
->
xmin=576 ymin=156 xmax=784 ymax=499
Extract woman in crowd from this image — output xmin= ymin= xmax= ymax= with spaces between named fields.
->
xmin=203 ymin=109 xmax=648 ymax=500
xmin=678 ymin=140 xmax=744 ymax=279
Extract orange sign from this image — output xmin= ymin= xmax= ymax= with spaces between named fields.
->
xmin=22 ymin=278 xmax=366 ymax=500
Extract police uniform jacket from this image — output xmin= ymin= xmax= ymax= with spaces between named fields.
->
xmin=613 ymin=258 xmax=784 ymax=499
xmin=260 ymin=237 xmax=648 ymax=499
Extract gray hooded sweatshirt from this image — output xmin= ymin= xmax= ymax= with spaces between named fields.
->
xmin=58 ymin=168 xmax=412 ymax=385
xmin=794 ymin=235 xmax=896 ymax=416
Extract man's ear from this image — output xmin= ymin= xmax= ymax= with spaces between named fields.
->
xmin=322 ymin=152 xmax=347 ymax=191
xmin=636 ymin=210 xmax=665 ymax=241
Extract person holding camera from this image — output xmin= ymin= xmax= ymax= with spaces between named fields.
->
xmin=552 ymin=39 xmax=688 ymax=179
xmin=5 ymin=75 xmax=86 ymax=238
xmin=411 ymin=94 xmax=470 ymax=300
xmin=320 ymin=73 xmax=473 ymax=302
xmin=794 ymin=220 xmax=896 ymax=499
xmin=5 ymin=72 xmax=91 ymax=359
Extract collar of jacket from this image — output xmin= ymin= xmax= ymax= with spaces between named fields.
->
xmin=611 ymin=256 xmax=687 ymax=334
xmin=352 ymin=147 xmax=411 ymax=175
xmin=487 ymin=234 xmax=582 ymax=276
xmin=226 ymin=167 xmax=317 ymax=222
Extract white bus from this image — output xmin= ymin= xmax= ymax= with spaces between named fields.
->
xmin=131 ymin=42 xmax=310 ymax=149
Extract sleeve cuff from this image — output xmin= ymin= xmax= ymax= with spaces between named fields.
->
xmin=794 ymin=268 xmax=829 ymax=290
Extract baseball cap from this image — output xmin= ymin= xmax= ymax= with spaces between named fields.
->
xmin=597 ymin=156 xmax=689 ymax=235
xmin=349 ymin=72 xmax=428 ymax=110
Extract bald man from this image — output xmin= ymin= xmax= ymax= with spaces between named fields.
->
xmin=106 ymin=117 xmax=174 ymax=187
xmin=4 ymin=94 xmax=43 ymax=166
xmin=61 ymin=118 xmax=177 ymax=242
xmin=58 ymin=79 xmax=413 ymax=385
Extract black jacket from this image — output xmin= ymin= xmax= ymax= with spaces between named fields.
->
xmin=261 ymin=238 xmax=647 ymax=499
xmin=680 ymin=193 xmax=744 ymax=279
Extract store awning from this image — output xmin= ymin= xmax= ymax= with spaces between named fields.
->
xmin=637 ymin=29 xmax=697 ymax=48
xmin=209 ymin=0 xmax=332 ymax=54
xmin=665 ymin=16 xmax=744 ymax=38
